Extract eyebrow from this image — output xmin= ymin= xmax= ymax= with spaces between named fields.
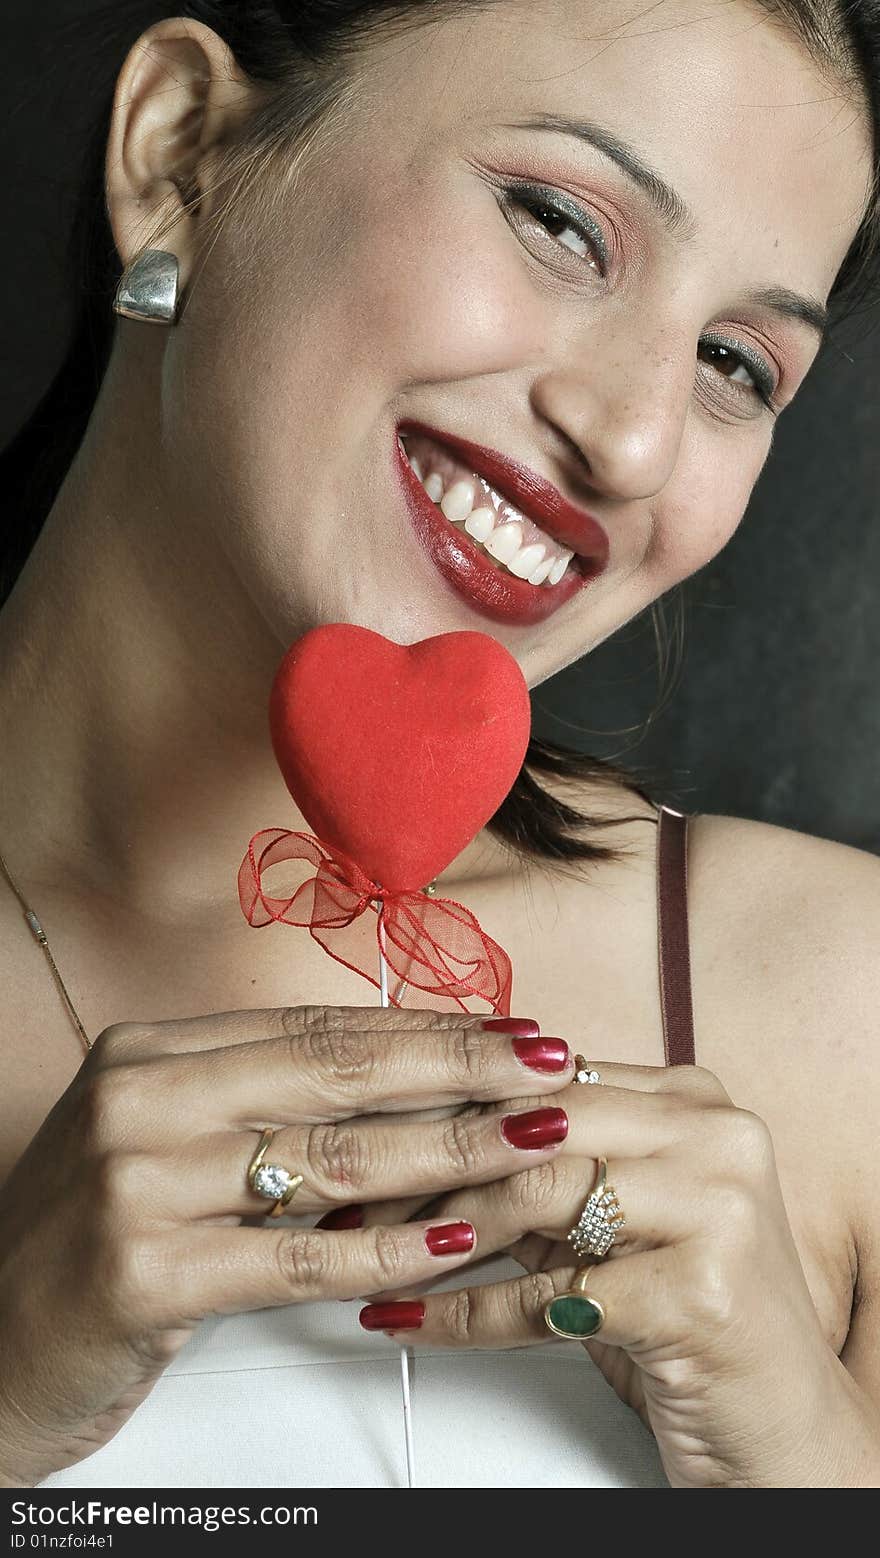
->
xmin=502 ymin=112 xmax=829 ymax=341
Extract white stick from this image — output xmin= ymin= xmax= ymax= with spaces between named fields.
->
xmin=378 ymin=911 xmax=389 ymax=1005
xmin=376 ymin=896 xmax=416 ymax=1490
xmin=399 ymin=1345 xmax=415 ymax=1490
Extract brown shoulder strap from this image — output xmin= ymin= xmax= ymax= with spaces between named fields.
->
xmin=656 ymin=805 xmax=696 ymax=1067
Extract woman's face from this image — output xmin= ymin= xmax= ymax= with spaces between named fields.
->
xmin=154 ymin=0 xmax=872 ymax=687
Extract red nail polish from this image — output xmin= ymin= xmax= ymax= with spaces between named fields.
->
xmin=359 ymin=1300 xmax=426 ymax=1332
xmin=481 ymin=1016 xmax=541 ymax=1037
xmin=316 ymin=1205 xmax=364 ymax=1230
xmin=512 ymin=1037 xmax=570 ymax=1073
xmin=501 ymin=1106 xmax=569 ymax=1150
xmin=425 ymin=1221 xmax=475 ymax=1257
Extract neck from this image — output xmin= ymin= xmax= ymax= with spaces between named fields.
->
xmin=0 ymin=354 xmax=505 ymax=929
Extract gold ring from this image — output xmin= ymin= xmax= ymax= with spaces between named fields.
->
xmin=544 ymin=1268 xmax=606 ymax=1339
xmin=566 ymin=1156 xmax=625 ymax=1258
xmin=246 ymin=1126 xmax=304 ymax=1218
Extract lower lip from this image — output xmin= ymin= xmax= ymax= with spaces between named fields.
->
xmin=393 ymin=433 xmax=606 ymax=627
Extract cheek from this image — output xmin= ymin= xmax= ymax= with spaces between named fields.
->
xmin=336 ymin=173 xmax=546 ymax=385
xmin=647 ymin=435 xmax=770 ymax=582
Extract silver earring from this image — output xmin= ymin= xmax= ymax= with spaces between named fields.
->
xmin=113 ymin=248 xmax=180 ymax=325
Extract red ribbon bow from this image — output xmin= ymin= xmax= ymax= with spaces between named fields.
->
xmin=237 ymin=828 xmax=513 ymax=1016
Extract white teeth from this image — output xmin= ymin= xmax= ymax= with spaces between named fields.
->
xmin=547 ymin=549 xmax=574 ymax=586
xmin=440 ymin=478 xmax=477 ymax=523
xmin=405 ymin=445 xmax=578 ymax=587
xmin=527 ymin=553 xmax=556 ymax=586
xmin=464 ymin=506 xmax=495 ymax=542
xmin=508 ymin=542 xmax=547 ymax=580
xmin=484 ymin=523 xmax=523 ymax=564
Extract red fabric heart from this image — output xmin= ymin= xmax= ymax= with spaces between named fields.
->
xmin=268 ymin=624 xmax=531 ymax=892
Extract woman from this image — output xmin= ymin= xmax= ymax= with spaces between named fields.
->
xmin=0 ymin=0 xmax=878 ymax=1490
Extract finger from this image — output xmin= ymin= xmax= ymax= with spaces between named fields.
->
xmin=95 ymin=1005 xmax=550 ymax=1061
xmin=129 ymin=1218 xmax=481 ymax=1324
xmin=377 ymin=1155 xmax=695 ymax=1262
xmin=358 ymin=1265 xmax=579 ymax=1345
xmin=310 ymin=1087 xmax=625 ymax=1236
xmin=358 ymin=1248 xmax=681 ymax=1350
xmin=316 ymin=1104 xmax=485 ymax=1229
xmin=148 ymin=1101 xmax=572 ymax=1218
xmin=562 ymin=1061 xmax=729 ymax=1105
xmin=106 ymin=1018 xmax=575 ymax=1129
xmin=538 ymin=1077 xmax=731 ymax=1160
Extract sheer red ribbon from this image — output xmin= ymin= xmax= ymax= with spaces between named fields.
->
xmin=237 ymin=828 xmax=513 ymax=1016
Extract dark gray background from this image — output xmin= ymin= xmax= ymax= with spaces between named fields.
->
xmin=4 ymin=4 xmax=879 ymax=850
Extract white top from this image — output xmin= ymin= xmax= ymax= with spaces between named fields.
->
xmin=39 ymin=1218 xmax=668 ymax=1489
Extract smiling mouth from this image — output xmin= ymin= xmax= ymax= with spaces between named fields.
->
xmin=397 ymin=430 xmax=582 ymax=588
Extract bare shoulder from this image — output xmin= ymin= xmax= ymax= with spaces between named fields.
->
xmin=686 ymin=808 xmax=879 ymax=1089
xmin=687 ymin=809 xmax=880 ymax=1016
xmin=689 ymin=805 xmax=880 ymax=899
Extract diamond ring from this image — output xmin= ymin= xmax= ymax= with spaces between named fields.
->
xmin=572 ymin=1054 xmax=602 ymax=1085
xmin=247 ymin=1127 xmax=304 ymax=1218
xmin=566 ymin=1156 xmax=625 ymax=1258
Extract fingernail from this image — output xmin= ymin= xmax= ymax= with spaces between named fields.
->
xmin=481 ymin=1016 xmax=541 ymax=1037
xmin=501 ymin=1106 xmax=569 ymax=1150
xmin=512 ymin=1036 xmax=570 ymax=1073
xmin=425 ymin=1221 xmax=475 ymax=1257
xmin=359 ymin=1300 xmax=426 ymax=1332
xmin=316 ymin=1205 xmax=364 ymax=1230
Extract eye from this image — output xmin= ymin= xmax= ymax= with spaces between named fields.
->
xmin=501 ymin=182 xmax=608 ymax=274
xmin=698 ymin=335 xmax=778 ymax=412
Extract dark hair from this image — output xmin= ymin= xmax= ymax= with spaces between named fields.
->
xmin=3 ymin=0 xmax=879 ymax=876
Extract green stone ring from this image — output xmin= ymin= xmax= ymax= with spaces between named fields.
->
xmin=544 ymin=1269 xmax=606 ymax=1339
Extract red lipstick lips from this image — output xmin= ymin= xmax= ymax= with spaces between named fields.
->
xmin=394 ymin=419 xmax=609 ymax=628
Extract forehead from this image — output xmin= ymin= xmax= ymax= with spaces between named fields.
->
xmin=379 ymin=0 xmax=874 ymax=293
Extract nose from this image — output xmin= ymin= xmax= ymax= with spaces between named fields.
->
xmin=532 ymin=319 xmax=695 ymax=502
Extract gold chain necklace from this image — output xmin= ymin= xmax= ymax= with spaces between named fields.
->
xmin=0 ymin=845 xmax=441 ymax=1059
xmin=0 ymin=844 xmax=92 ymax=1052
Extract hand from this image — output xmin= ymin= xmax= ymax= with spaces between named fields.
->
xmin=0 ymin=1006 xmax=573 ymax=1486
xmin=355 ymin=1062 xmax=863 ymax=1488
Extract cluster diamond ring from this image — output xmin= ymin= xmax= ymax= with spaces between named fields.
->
xmin=247 ymin=1127 xmax=304 ymax=1218
xmin=572 ymin=1054 xmax=602 ymax=1085
xmin=566 ymin=1156 xmax=625 ymax=1258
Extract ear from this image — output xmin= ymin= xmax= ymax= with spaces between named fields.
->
xmin=104 ymin=17 xmax=262 ymax=281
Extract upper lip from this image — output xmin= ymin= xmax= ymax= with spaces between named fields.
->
xmin=397 ymin=418 xmax=610 ymax=566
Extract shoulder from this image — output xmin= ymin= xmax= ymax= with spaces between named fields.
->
xmin=687 ymin=809 xmax=880 ymax=994
xmin=689 ymin=802 xmax=880 ymax=1047
xmin=686 ymin=808 xmax=880 ymax=1079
